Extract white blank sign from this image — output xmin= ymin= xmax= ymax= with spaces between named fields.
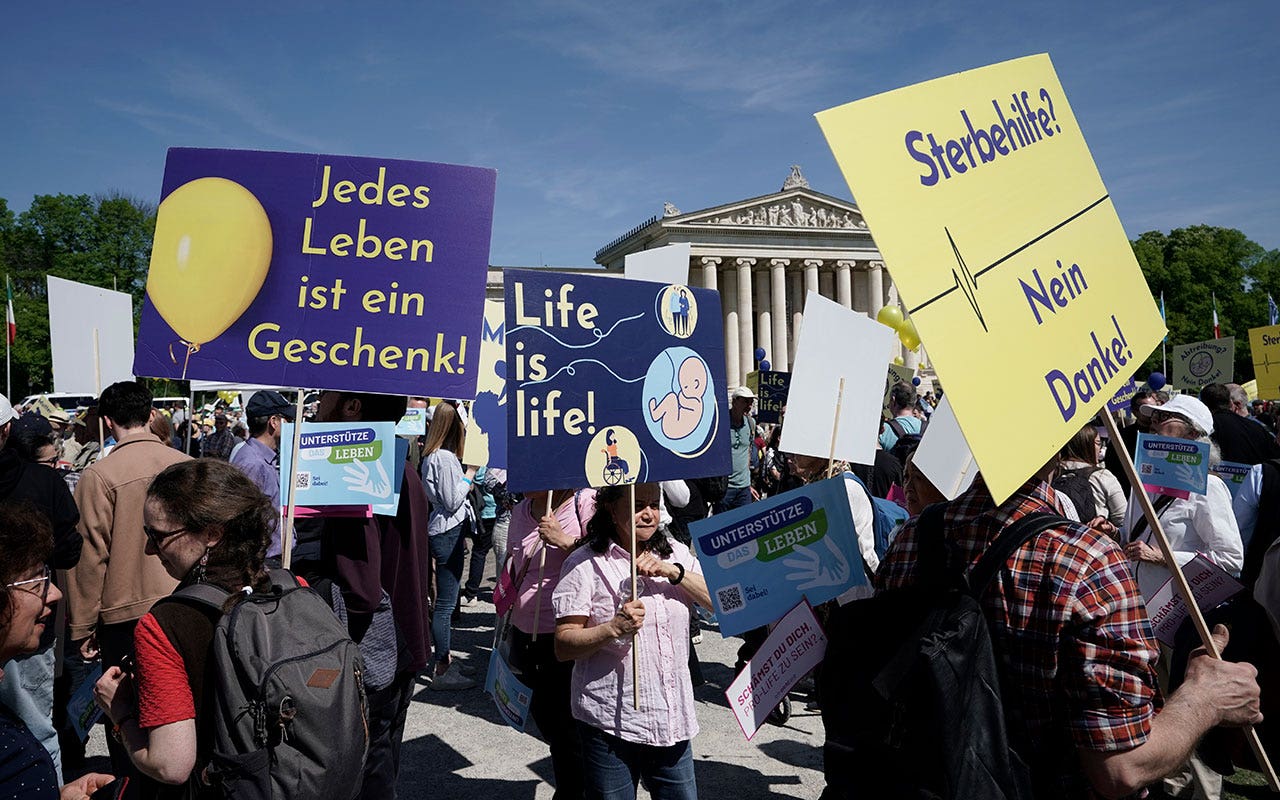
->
xmin=781 ymin=293 xmax=897 ymax=466
xmin=624 ymin=242 xmax=692 ymax=286
xmin=47 ymin=276 xmax=135 ymax=394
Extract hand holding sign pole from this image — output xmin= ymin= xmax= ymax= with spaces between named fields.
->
xmin=1101 ymin=410 xmax=1277 ymax=789
xmin=530 ymin=492 xmax=552 ymax=643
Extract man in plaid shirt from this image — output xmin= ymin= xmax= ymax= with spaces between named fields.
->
xmin=877 ymin=467 xmax=1261 ymax=799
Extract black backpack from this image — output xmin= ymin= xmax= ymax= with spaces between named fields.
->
xmin=167 ymin=570 xmax=369 ymax=800
xmin=886 ymin=417 xmax=925 ymax=465
xmin=1051 ymin=466 xmax=1097 ymax=521
xmin=818 ymin=505 xmax=1061 ymax=800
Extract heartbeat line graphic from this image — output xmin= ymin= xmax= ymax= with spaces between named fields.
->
xmin=1257 ymin=353 xmax=1280 ymax=373
xmin=908 ymin=194 xmax=1111 ymax=332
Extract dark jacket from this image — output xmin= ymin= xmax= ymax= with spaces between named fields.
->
xmin=1212 ymin=410 xmax=1280 ymax=466
xmin=0 ymin=449 xmax=81 ymax=569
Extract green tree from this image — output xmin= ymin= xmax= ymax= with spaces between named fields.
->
xmin=1 ymin=193 xmax=156 ymax=395
xmin=1132 ymin=225 xmax=1271 ymax=382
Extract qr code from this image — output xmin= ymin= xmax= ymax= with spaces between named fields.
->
xmin=294 ymin=472 xmax=311 ymax=489
xmin=717 ymin=584 xmax=745 ymax=613
xmin=1139 ymin=464 xmax=1153 ymax=476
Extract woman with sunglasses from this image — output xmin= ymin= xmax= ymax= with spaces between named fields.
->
xmin=553 ymin=483 xmax=711 ymax=800
xmin=0 ymin=502 xmax=113 ymax=800
xmin=93 ymin=460 xmax=276 ymax=797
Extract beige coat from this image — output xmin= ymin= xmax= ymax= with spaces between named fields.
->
xmin=66 ymin=430 xmax=190 ymax=638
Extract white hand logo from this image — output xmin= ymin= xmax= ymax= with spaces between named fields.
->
xmin=782 ymin=537 xmax=851 ymax=591
xmin=342 ymin=459 xmax=392 ymax=499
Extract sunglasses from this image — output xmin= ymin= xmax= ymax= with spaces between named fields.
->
xmin=7 ymin=565 xmax=52 ymax=605
xmin=143 ymin=525 xmax=189 ymax=549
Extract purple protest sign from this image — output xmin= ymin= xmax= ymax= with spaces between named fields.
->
xmin=1106 ymin=377 xmax=1139 ymax=413
xmin=133 ymin=148 xmax=496 ymax=397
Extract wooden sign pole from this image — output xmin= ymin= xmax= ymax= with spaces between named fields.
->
xmin=630 ymin=481 xmax=640 ymax=710
xmin=827 ymin=377 xmax=846 ymax=478
xmin=530 ymin=491 xmax=553 ymax=641
xmin=280 ymin=390 xmax=307 ymax=571
xmin=1100 ymin=411 xmax=1278 ymax=790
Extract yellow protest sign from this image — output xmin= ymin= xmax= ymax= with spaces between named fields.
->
xmin=1171 ymin=338 xmax=1234 ymax=390
xmin=1249 ymin=324 xmax=1280 ymax=400
xmin=817 ymin=54 xmax=1165 ymax=502
xmin=460 ymin=299 xmax=507 ymax=467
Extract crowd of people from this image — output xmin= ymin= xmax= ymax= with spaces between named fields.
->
xmin=0 ymin=372 xmax=1278 ymax=800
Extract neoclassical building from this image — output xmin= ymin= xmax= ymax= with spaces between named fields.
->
xmin=489 ymin=166 xmax=923 ymax=388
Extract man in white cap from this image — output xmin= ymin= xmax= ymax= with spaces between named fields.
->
xmin=717 ymin=386 xmax=758 ymax=514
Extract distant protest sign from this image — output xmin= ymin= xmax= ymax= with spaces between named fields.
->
xmin=1106 ymin=377 xmax=1139 ymax=414
xmin=504 ymin=269 xmax=728 ymax=492
xmin=1216 ymin=461 xmax=1252 ymax=500
xmin=817 ymin=54 xmax=1165 ymax=502
xmin=690 ymin=475 xmax=867 ymax=637
xmin=47 ymin=276 xmax=135 ymax=394
xmin=1249 ymin=324 xmax=1280 ymax=400
xmin=394 ymin=407 xmax=426 ymax=437
xmin=1135 ymin=432 xmax=1210 ymax=500
xmin=883 ymin=362 xmax=915 ymax=412
xmin=485 ymin=647 xmax=533 ymax=733
xmin=279 ymin=422 xmax=397 ymax=508
xmin=462 ymin=299 xmax=508 ymax=468
xmin=726 ymin=601 xmax=827 ymax=740
xmin=133 ymin=148 xmax=496 ymax=398
xmin=755 ymin=371 xmax=790 ymax=424
xmin=624 ymin=242 xmax=692 ymax=286
xmin=782 ymin=293 xmax=897 ymax=467
xmin=1172 ymin=338 xmax=1233 ymax=390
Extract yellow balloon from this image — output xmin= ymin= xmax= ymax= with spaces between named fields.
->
xmin=898 ymin=319 xmax=921 ymax=351
xmin=148 ymin=177 xmax=273 ymax=345
xmin=876 ymin=305 xmax=905 ymax=330
xmin=893 ymin=356 xmax=905 ymax=366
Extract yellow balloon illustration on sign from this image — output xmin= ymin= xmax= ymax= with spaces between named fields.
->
xmin=147 ymin=177 xmax=273 ymax=375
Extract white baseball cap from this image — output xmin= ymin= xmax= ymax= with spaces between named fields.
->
xmin=731 ymin=386 xmax=756 ymax=400
xmin=1138 ymin=394 xmax=1214 ymax=436
xmin=0 ymin=394 xmax=13 ymax=426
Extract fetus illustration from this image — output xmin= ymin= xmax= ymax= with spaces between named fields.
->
xmin=647 ymin=355 xmax=708 ymax=440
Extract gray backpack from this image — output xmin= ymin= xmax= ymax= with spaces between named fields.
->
xmin=174 ymin=571 xmax=369 ymax=799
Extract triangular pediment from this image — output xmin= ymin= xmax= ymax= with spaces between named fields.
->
xmin=668 ymin=188 xmax=867 ymax=232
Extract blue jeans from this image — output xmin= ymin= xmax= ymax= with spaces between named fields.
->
xmin=714 ymin=485 xmax=753 ymax=515
xmin=578 ymin=723 xmax=697 ymax=800
xmin=429 ymin=524 xmax=466 ymax=668
xmin=0 ymin=643 xmax=60 ymax=776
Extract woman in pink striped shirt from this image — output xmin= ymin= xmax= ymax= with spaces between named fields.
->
xmin=553 ymin=483 xmax=712 ymax=800
xmin=504 ymin=488 xmax=595 ymax=799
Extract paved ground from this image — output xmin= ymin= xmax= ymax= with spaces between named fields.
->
xmin=87 ymin=587 xmax=828 ymax=799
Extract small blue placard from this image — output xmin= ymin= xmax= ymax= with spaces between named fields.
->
xmin=485 ymin=646 xmax=533 ymax=733
xmin=690 ymin=475 xmax=867 ymax=637
xmin=1135 ymin=432 xmax=1211 ymax=498
xmin=280 ymin=422 xmax=398 ymax=507
xmin=1216 ymin=461 xmax=1252 ymax=500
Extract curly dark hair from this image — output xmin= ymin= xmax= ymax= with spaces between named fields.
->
xmin=0 ymin=502 xmax=54 ymax=630
xmin=579 ymin=484 xmax=672 ymax=557
xmin=147 ymin=460 xmax=275 ymax=596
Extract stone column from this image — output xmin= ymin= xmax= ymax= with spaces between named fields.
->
xmin=701 ymin=256 xmax=720 ymax=291
xmin=770 ymin=259 xmax=789 ymax=371
xmin=736 ymin=258 xmax=755 ymax=385
xmin=756 ymin=267 xmax=772 ymax=372
xmin=868 ymin=260 xmax=885 ymax=320
xmin=722 ymin=266 xmax=740 ymax=388
xmin=836 ymin=260 xmax=854 ymax=309
xmin=789 ymin=270 xmax=803 ymax=365
xmin=803 ymin=259 xmax=820 ymax=300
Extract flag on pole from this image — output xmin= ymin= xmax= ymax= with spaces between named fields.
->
xmin=1212 ymin=293 xmax=1221 ymax=339
xmin=1160 ymin=291 xmax=1167 ymax=343
xmin=4 ymin=277 xmax=14 ymax=346
xmin=1269 ymin=294 xmax=1278 ymax=327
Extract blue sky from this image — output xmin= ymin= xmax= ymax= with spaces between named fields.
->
xmin=3 ymin=2 xmax=1276 ymax=266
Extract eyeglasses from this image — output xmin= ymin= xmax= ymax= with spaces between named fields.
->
xmin=7 ymin=565 xmax=51 ymax=605
xmin=143 ymin=525 xmax=189 ymax=549
xmin=1151 ymin=409 xmax=1190 ymax=428
xmin=35 ymin=455 xmax=59 ymax=466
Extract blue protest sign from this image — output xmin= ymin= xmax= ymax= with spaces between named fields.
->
xmin=281 ymin=422 xmax=398 ymax=507
xmin=690 ymin=475 xmax=867 ymax=637
xmin=1106 ymin=377 xmax=1139 ymax=413
xmin=395 ymin=407 xmax=426 ymax=437
xmin=485 ymin=646 xmax=533 ymax=732
xmin=504 ymin=269 xmax=729 ymax=492
xmin=1135 ymin=432 xmax=1211 ymax=499
xmin=756 ymin=371 xmax=790 ymax=424
xmin=1216 ymin=461 xmax=1252 ymax=500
